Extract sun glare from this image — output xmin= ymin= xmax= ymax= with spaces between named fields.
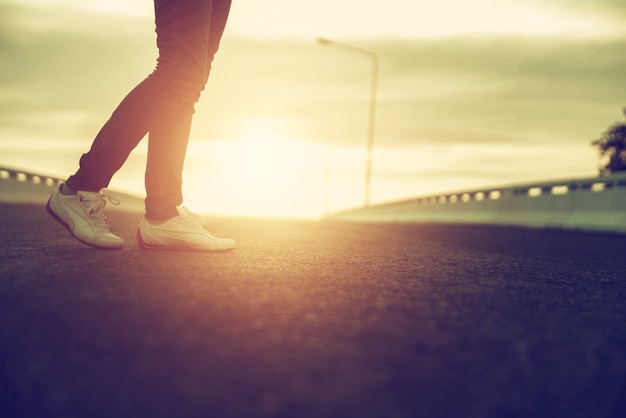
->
xmin=183 ymin=119 xmax=332 ymax=218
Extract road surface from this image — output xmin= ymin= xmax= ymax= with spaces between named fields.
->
xmin=0 ymin=202 xmax=625 ymax=418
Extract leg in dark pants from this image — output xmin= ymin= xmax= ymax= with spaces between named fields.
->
xmin=66 ymin=0 xmax=232 ymax=221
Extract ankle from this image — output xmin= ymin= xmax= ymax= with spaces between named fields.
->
xmin=60 ymin=183 xmax=77 ymax=195
xmin=145 ymin=208 xmax=178 ymax=223
xmin=146 ymin=217 xmax=166 ymax=225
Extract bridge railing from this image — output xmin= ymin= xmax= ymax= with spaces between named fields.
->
xmin=0 ymin=165 xmax=144 ymax=211
xmin=328 ymin=172 xmax=626 ymax=233
xmin=0 ymin=166 xmax=63 ymax=187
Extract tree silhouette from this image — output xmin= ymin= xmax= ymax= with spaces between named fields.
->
xmin=591 ymin=108 xmax=626 ymax=175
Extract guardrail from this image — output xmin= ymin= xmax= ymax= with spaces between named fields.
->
xmin=0 ymin=167 xmax=63 ymax=187
xmin=327 ymin=172 xmax=626 ymax=234
xmin=0 ymin=165 xmax=144 ymax=211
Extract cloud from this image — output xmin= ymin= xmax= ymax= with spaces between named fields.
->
xmin=2 ymin=8 xmax=625 ymax=149
xmin=1 ymin=0 xmax=625 ymax=198
xmin=305 ymin=36 xmax=626 ymax=152
xmin=0 ymin=1 xmax=155 ymax=140
xmin=515 ymin=0 xmax=626 ymax=20
xmin=227 ymin=0 xmax=625 ymax=39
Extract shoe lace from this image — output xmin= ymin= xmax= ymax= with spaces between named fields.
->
xmin=178 ymin=205 xmax=204 ymax=229
xmin=81 ymin=189 xmax=120 ymax=228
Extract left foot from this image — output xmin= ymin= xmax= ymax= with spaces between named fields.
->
xmin=46 ymin=183 xmax=123 ymax=249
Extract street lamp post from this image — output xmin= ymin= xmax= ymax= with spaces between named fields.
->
xmin=317 ymin=37 xmax=378 ymax=207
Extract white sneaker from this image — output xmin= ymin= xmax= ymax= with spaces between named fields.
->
xmin=137 ymin=206 xmax=235 ymax=252
xmin=46 ymin=183 xmax=124 ymax=250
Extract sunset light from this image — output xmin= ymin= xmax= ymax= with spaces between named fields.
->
xmin=1 ymin=0 xmax=626 ymax=218
xmin=194 ymin=119 xmax=329 ymax=218
xmin=3 ymin=5 xmax=625 ymax=417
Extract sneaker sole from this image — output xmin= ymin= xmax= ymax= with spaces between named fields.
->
xmin=136 ymin=228 xmax=235 ymax=252
xmin=45 ymin=197 xmax=123 ymax=250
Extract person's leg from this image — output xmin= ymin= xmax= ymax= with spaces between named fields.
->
xmin=64 ymin=78 xmax=157 ymax=193
xmin=53 ymin=0 xmax=234 ymax=250
xmin=137 ymin=0 xmax=235 ymax=251
xmin=144 ymin=0 xmax=232 ymax=220
xmin=67 ymin=0 xmax=231 ymax=218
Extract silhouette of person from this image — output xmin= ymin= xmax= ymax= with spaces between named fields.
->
xmin=46 ymin=0 xmax=235 ymax=251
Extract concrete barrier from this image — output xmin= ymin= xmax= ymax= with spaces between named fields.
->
xmin=0 ymin=166 xmax=144 ymax=211
xmin=0 ymin=167 xmax=63 ymax=205
xmin=327 ymin=173 xmax=626 ymax=234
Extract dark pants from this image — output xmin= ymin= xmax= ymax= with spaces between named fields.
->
xmin=66 ymin=0 xmax=232 ymax=220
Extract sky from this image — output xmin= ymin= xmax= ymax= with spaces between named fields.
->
xmin=1 ymin=0 xmax=626 ymax=217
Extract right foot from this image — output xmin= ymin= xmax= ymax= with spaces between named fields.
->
xmin=46 ymin=183 xmax=124 ymax=250
xmin=137 ymin=206 xmax=235 ymax=252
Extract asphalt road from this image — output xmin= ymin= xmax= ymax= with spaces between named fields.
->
xmin=0 ymin=202 xmax=625 ymax=418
